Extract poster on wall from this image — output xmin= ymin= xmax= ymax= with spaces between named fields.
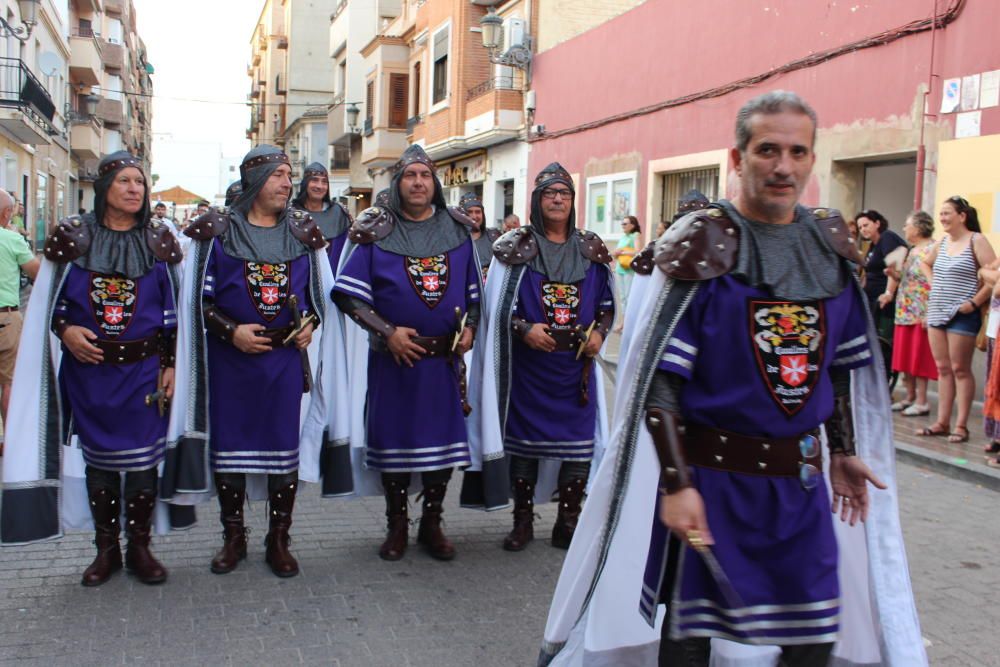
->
xmin=595 ymin=195 xmax=606 ymax=224
xmin=955 ymin=111 xmax=982 ymax=139
xmin=941 ymin=78 xmax=961 ymax=113
xmin=961 ymin=74 xmax=981 ymax=111
xmin=613 ymin=192 xmax=631 ymax=221
xmin=980 ymin=70 xmax=1000 ymax=109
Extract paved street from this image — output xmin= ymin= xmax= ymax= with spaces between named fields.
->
xmin=0 ymin=460 xmax=994 ymax=666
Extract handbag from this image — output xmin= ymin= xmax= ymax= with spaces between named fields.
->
xmin=617 ymin=253 xmax=634 ymax=270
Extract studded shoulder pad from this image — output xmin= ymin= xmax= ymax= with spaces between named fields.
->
xmin=485 ymin=227 xmax=501 ymax=243
xmin=575 ymin=229 xmax=613 ymax=264
xmin=43 ymin=215 xmax=91 ymax=262
xmin=655 ymin=206 xmax=740 ymax=280
xmin=334 ymin=201 xmax=354 ymax=226
xmin=812 ymin=207 xmax=861 ymax=264
xmin=631 ymin=243 xmax=656 ymax=275
xmin=348 ymin=205 xmax=395 ymax=245
xmin=184 ymin=207 xmax=231 ymax=240
xmin=492 ymin=227 xmax=537 ymax=264
xmin=447 ymin=206 xmax=477 ymax=231
xmin=287 ymin=208 xmax=326 ymax=249
xmin=145 ymin=220 xmax=183 ymax=264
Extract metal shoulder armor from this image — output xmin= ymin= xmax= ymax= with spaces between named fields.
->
xmin=575 ymin=229 xmax=613 ymax=264
xmin=446 ymin=206 xmax=477 ymax=231
xmin=43 ymin=215 xmax=91 ymax=262
xmin=145 ymin=219 xmax=183 ymax=263
xmin=812 ymin=207 xmax=861 ymax=264
xmin=348 ymin=205 xmax=395 ymax=245
xmin=655 ymin=206 xmax=740 ymax=280
xmin=631 ymin=242 xmax=656 ymax=275
xmin=184 ymin=207 xmax=231 ymax=240
xmin=492 ymin=227 xmax=537 ymax=264
xmin=287 ymin=208 xmax=326 ymax=250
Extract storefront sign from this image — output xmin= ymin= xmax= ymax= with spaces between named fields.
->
xmin=438 ymin=154 xmax=486 ymax=187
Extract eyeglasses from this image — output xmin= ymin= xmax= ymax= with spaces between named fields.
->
xmin=541 ymin=188 xmax=573 ymax=201
xmin=798 ymin=434 xmax=820 ymax=490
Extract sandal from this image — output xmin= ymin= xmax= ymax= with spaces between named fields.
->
xmin=948 ymin=426 xmax=970 ymax=444
xmin=917 ymin=423 xmax=949 ymax=437
xmin=987 ymin=457 xmax=1000 ymax=468
xmin=984 ymin=441 xmax=1000 ymax=454
xmin=891 ymin=400 xmax=913 ymax=412
xmin=901 ymin=404 xmax=930 ymax=417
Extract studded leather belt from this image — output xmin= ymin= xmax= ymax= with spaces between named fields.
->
xmin=93 ymin=335 xmax=160 ymax=365
xmin=258 ymin=324 xmax=296 ymax=347
xmin=370 ymin=334 xmax=453 ymax=357
xmin=547 ymin=329 xmax=585 ymax=353
xmin=683 ymin=423 xmax=822 ymax=478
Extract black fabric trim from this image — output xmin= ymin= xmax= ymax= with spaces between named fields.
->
xmin=459 ymin=461 xmax=511 ymax=510
xmin=168 ymin=504 xmax=197 ymax=530
xmin=43 ymin=263 xmax=69 ymax=481
xmin=1 ymin=487 xmax=59 ymax=544
xmin=495 ymin=264 xmax=526 ymax=434
xmin=161 ymin=435 xmax=209 ymax=495
xmin=320 ymin=439 xmax=354 ymax=497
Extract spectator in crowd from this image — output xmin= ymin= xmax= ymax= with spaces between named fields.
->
xmin=503 ymin=213 xmax=521 ymax=232
xmin=858 ymin=210 xmax=907 ymax=343
xmin=881 ymin=211 xmax=937 ymax=416
xmin=0 ymin=189 xmax=39 ymax=456
xmin=920 ymin=196 xmax=996 ymax=443
xmin=980 ymin=254 xmax=1000 ymax=462
xmin=9 ymin=199 xmax=27 ymax=242
xmin=612 ymin=215 xmax=640 ymax=331
xmin=654 ymin=219 xmax=668 ymax=239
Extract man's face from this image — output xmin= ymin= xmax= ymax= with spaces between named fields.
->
xmin=306 ymin=174 xmax=329 ymax=202
xmin=16 ymin=203 xmax=23 ymax=216
xmin=539 ymin=183 xmax=573 ymax=228
xmin=256 ymin=164 xmax=292 ymax=214
xmin=398 ymin=163 xmax=435 ymax=211
xmin=106 ymin=167 xmax=146 ymax=216
xmin=197 ymin=204 xmax=209 ymax=215
xmin=154 ymin=204 xmax=166 ymax=218
xmin=731 ymin=111 xmax=816 ymax=222
xmin=467 ymin=206 xmax=484 ymax=227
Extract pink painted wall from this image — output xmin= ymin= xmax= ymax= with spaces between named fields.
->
xmin=528 ymin=0 xmax=1000 ymax=227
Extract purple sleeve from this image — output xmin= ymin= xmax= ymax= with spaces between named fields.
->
xmin=654 ymin=286 xmax=707 ymax=381
xmin=160 ymin=264 xmax=177 ymax=331
xmin=596 ymin=267 xmax=614 ymax=313
xmin=333 ymin=243 xmax=374 ymax=306
xmin=202 ymin=243 xmax=217 ymax=299
xmin=830 ymin=287 xmax=873 ymax=371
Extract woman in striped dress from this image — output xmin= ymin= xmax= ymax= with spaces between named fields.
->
xmin=920 ymin=196 xmax=995 ymax=443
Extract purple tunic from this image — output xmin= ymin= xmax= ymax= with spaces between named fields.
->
xmin=204 ymin=238 xmax=311 ymax=474
xmin=327 ymin=231 xmax=348 ymax=273
xmin=653 ymin=275 xmax=872 ymax=645
xmin=334 ymin=239 xmax=480 ymax=472
xmin=504 ymin=264 xmax=613 ymax=461
xmin=56 ymin=263 xmax=176 ymax=471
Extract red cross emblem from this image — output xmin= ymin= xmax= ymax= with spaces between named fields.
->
xmin=261 ymin=286 xmax=279 ymax=304
xmin=422 ymin=275 xmax=440 ymax=291
xmin=554 ymin=307 xmax=571 ymax=325
xmin=780 ymin=354 xmax=808 ymax=387
xmin=104 ymin=305 xmax=123 ymax=324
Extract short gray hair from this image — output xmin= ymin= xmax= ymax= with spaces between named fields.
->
xmin=735 ymin=90 xmax=818 ymax=152
xmin=907 ymin=210 xmax=934 ymax=238
xmin=0 ymin=189 xmax=13 ymax=213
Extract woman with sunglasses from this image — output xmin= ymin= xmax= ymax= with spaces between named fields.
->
xmin=920 ymin=196 xmax=996 ymax=443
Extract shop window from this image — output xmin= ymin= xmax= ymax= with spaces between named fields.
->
xmin=660 ymin=166 xmax=719 ymax=222
xmin=585 ymin=172 xmax=636 ymax=238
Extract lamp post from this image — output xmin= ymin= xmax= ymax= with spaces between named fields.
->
xmin=0 ymin=0 xmax=38 ymax=42
xmin=346 ymin=103 xmax=360 ymax=132
xmin=478 ymin=6 xmax=532 ymax=82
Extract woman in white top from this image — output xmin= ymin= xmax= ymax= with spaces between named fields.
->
xmin=920 ymin=196 xmax=995 ymax=443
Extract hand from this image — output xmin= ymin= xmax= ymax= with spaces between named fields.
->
xmin=293 ymin=322 xmax=314 ymax=350
xmin=957 ymin=300 xmax=975 ymax=315
xmin=232 ymin=324 xmax=272 ymax=354
xmin=582 ymin=330 xmax=604 ymax=357
xmin=658 ymin=487 xmax=713 ymax=546
xmin=387 ymin=326 xmax=425 ymax=367
xmin=455 ymin=327 xmax=474 ymax=355
xmin=829 ymin=453 xmax=888 ymax=526
xmin=523 ymin=323 xmax=556 ymax=352
xmin=62 ymin=325 xmax=103 ymax=364
xmin=161 ymin=367 xmax=175 ymax=400
xmin=877 ymin=292 xmax=893 ymax=308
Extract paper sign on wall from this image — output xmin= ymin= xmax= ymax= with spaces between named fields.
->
xmin=941 ymin=78 xmax=960 ymax=113
xmin=980 ymin=70 xmax=1000 ymax=109
xmin=961 ymin=74 xmax=981 ymax=111
xmin=955 ymin=111 xmax=981 ymax=138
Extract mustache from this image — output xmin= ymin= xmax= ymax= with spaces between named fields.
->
xmin=765 ymin=178 xmax=795 ymax=187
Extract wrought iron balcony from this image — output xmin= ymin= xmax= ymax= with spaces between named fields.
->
xmin=0 ymin=57 xmax=56 ymax=142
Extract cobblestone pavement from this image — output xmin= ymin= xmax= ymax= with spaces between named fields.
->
xmin=0 ymin=461 xmax=995 ymax=666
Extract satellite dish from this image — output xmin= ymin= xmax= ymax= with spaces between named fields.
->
xmin=39 ymin=51 xmax=62 ymax=77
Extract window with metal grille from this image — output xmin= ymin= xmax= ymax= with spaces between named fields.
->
xmin=660 ymin=166 xmax=719 ymax=223
xmin=388 ymin=73 xmax=408 ymax=129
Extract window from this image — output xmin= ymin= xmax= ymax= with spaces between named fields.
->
xmin=336 ymin=60 xmax=346 ymax=97
xmin=660 ymin=166 xmax=719 ymax=222
xmin=388 ymin=73 xmax=408 ymax=129
xmin=431 ymin=24 xmax=449 ymax=106
xmin=365 ymin=80 xmax=374 ymax=121
xmin=412 ymin=61 xmax=421 ymax=117
xmin=331 ymin=145 xmax=349 ymax=171
xmin=585 ymin=172 xmax=636 ymax=238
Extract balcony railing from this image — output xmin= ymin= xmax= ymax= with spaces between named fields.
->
xmin=466 ymin=76 xmax=516 ymax=102
xmin=0 ymin=57 xmax=56 ymax=135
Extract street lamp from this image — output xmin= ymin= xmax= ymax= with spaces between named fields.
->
xmin=0 ymin=0 xmax=38 ymax=42
xmin=84 ymin=94 xmax=99 ymax=116
xmin=480 ymin=7 xmax=503 ymax=50
xmin=345 ymin=103 xmax=360 ymax=130
xmin=478 ymin=6 xmax=532 ymax=82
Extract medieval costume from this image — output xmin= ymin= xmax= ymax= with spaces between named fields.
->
xmin=332 ymin=144 xmax=488 ymax=561
xmin=1 ymin=152 xmax=193 ymax=587
xmin=291 ymin=162 xmax=352 ymax=272
xmin=459 ymin=191 xmax=500 ymax=281
xmin=538 ymin=203 xmax=925 ymax=666
xmin=163 ymin=145 xmax=343 ymax=578
xmin=224 ymin=180 xmax=243 ymax=207
xmin=469 ymin=164 xmax=615 ymax=552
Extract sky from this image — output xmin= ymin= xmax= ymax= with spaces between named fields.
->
xmin=135 ymin=0 xmax=265 ymax=202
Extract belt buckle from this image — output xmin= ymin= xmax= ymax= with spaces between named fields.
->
xmin=798 ymin=433 xmax=821 ymax=491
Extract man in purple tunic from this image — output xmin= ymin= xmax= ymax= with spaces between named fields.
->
xmin=291 ymin=162 xmax=352 ymax=271
xmin=169 ymin=145 xmax=326 ymax=578
xmin=333 ymin=144 xmax=480 ymax=561
xmin=475 ymin=165 xmax=615 ymax=552
xmin=1 ymin=152 xmax=186 ymax=586
xmin=459 ymin=191 xmax=499 ymax=281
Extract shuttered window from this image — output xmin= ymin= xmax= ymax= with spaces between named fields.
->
xmin=388 ymin=73 xmax=408 ymax=129
xmin=413 ymin=62 xmax=421 ymax=117
xmin=365 ymin=80 xmax=374 ymax=120
xmin=431 ymin=25 xmax=449 ymax=105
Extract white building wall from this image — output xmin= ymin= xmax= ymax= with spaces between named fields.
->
xmin=484 ymin=141 xmax=529 ymax=228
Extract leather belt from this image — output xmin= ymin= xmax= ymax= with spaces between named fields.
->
xmin=0 ymin=306 xmax=17 ymax=312
xmin=93 ymin=335 xmax=160 ymax=365
xmin=258 ymin=324 xmax=295 ymax=347
xmin=683 ymin=423 xmax=822 ymax=478
xmin=370 ymin=334 xmax=453 ymax=357
xmin=547 ymin=329 xmax=584 ymax=352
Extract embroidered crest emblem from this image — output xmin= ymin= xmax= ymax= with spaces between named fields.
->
xmin=90 ymin=274 xmax=137 ymax=338
xmin=405 ymin=255 xmax=449 ymax=308
xmin=541 ymin=282 xmax=580 ymax=330
xmin=245 ymin=262 xmax=289 ymax=321
xmin=749 ymin=300 xmax=825 ymax=416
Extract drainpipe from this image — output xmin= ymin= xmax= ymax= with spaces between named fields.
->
xmin=914 ymin=0 xmax=939 ymax=211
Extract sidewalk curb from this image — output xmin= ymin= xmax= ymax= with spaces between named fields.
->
xmin=604 ymin=355 xmax=1000 ymax=493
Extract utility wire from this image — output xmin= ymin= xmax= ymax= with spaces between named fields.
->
xmin=89 ymin=85 xmax=352 ymax=107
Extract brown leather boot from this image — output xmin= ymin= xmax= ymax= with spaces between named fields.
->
xmin=124 ymin=490 xmax=167 ymax=585
xmin=417 ymin=482 xmax=456 ymax=561
xmin=379 ymin=479 xmax=409 ymax=561
xmin=502 ymin=477 xmax=535 ymax=552
xmin=210 ymin=480 xmax=247 ymax=574
xmin=81 ymin=487 xmax=123 ymax=587
xmin=551 ymin=478 xmax=587 ymax=550
xmin=265 ymin=481 xmax=299 ymax=577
